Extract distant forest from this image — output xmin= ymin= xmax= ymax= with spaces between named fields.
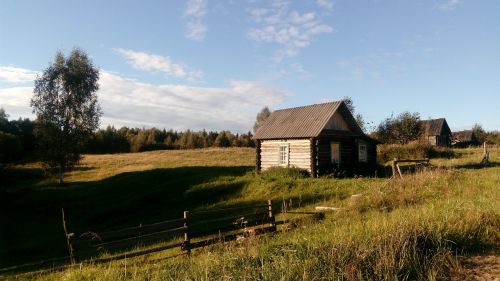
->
xmin=0 ymin=109 xmax=254 ymax=163
xmin=2 ymin=107 xmax=500 ymax=164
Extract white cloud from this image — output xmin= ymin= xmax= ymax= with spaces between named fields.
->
xmin=0 ymin=86 xmax=34 ymax=119
xmin=184 ymin=0 xmax=208 ymax=41
xmin=247 ymin=0 xmax=333 ymax=62
xmin=290 ymin=62 xmax=312 ymax=79
xmin=114 ymin=48 xmax=203 ymax=81
xmin=0 ymin=67 xmax=287 ymax=132
xmin=0 ymin=66 xmax=38 ymax=84
xmin=436 ymin=0 xmax=462 ymax=11
xmin=316 ymin=0 xmax=334 ymax=11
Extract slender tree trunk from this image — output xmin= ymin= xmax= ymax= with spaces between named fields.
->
xmin=59 ymin=162 xmax=64 ymax=184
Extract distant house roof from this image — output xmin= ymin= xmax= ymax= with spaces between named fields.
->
xmin=453 ymin=130 xmax=474 ymax=142
xmin=254 ymin=101 xmax=365 ymax=140
xmin=420 ymin=118 xmax=451 ymax=136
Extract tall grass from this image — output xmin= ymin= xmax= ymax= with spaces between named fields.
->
xmin=26 ymin=162 xmax=499 ymax=281
xmin=4 ymin=146 xmax=499 ymax=280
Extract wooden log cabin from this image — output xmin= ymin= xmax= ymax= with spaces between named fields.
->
xmin=419 ymin=118 xmax=452 ymax=146
xmin=254 ymin=101 xmax=379 ymax=177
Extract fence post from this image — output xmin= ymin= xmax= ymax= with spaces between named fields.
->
xmin=183 ymin=211 xmax=191 ymax=256
xmin=267 ymin=200 xmax=276 ymax=232
xmin=391 ymin=158 xmax=398 ymax=178
xmin=61 ymin=208 xmax=75 ymax=265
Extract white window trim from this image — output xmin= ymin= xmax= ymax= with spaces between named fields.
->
xmin=358 ymin=144 xmax=367 ymax=163
xmin=278 ymin=144 xmax=289 ymax=166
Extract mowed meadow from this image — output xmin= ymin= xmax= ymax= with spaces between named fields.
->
xmin=1 ymin=147 xmax=499 ymax=280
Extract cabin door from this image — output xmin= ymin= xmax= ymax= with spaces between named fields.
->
xmin=330 ymin=142 xmax=340 ymax=165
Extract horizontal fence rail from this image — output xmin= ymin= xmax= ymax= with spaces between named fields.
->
xmin=0 ymin=200 xmax=295 ymax=277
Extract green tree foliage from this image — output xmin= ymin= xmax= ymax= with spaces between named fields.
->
xmin=375 ymin=112 xmax=421 ymax=144
xmin=485 ymin=131 xmax=500 ymax=145
xmin=394 ymin=112 xmax=421 ymax=144
xmin=88 ymin=126 xmax=129 ymax=153
xmin=472 ymin=123 xmax=487 ymax=144
xmin=0 ymin=131 xmax=22 ymax=163
xmin=31 ymin=48 xmax=101 ymax=183
xmin=214 ymin=131 xmax=233 ymax=147
xmin=0 ymin=108 xmax=36 ymax=162
xmin=177 ymin=130 xmax=205 ymax=149
xmin=0 ymin=108 xmax=8 ymax=126
xmin=253 ymin=106 xmax=271 ymax=133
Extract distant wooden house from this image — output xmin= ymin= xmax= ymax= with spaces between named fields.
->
xmin=452 ymin=130 xmax=478 ymax=147
xmin=420 ymin=118 xmax=452 ymax=146
xmin=254 ymin=101 xmax=379 ymax=177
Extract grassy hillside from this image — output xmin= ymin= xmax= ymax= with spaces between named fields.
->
xmin=1 ymin=147 xmax=499 ymax=280
xmin=0 ymin=148 xmax=255 ymax=267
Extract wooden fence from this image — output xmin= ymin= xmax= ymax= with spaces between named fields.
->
xmin=390 ymin=158 xmax=430 ymax=178
xmin=0 ymin=200 xmax=280 ymax=276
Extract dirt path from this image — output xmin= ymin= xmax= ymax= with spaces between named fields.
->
xmin=452 ymin=254 xmax=499 ymax=281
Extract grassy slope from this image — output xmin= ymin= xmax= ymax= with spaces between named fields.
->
xmin=1 ymin=147 xmax=499 ymax=280
xmin=0 ymin=148 xmax=255 ymax=266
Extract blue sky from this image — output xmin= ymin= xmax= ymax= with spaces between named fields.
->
xmin=1 ymin=0 xmax=499 ymax=132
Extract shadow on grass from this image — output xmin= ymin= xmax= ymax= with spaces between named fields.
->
xmin=0 ymin=166 xmax=252 ymax=268
xmin=453 ymin=162 xmax=500 ymax=170
xmin=0 ymin=166 xmax=47 ymax=191
xmin=0 ymin=165 xmax=330 ymax=272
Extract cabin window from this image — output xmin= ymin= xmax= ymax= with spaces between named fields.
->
xmin=278 ymin=144 xmax=289 ymax=166
xmin=358 ymin=144 xmax=367 ymax=163
xmin=330 ymin=142 xmax=340 ymax=164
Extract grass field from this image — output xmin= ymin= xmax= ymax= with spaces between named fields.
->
xmin=1 ymin=147 xmax=499 ymax=280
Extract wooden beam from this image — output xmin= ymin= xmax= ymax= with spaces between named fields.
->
xmin=256 ymin=140 xmax=261 ymax=172
xmin=310 ymin=138 xmax=317 ymax=177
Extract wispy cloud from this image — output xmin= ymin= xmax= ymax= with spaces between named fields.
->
xmin=114 ymin=48 xmax=203 ymax=81
xmin=316 ymin=0 xmax=334 ymax=11
xmin=336 ymin=52 xmax=407 ymax=81
xmin=184 ymin=0 xmax=208 ymax=41
xmin=0 ymin=66 xmax=287 ymax=131
xmin=436 ymin=0 xmax=463 ymax=11
xmin=247 ymin=0 xmax=333 ymax=62
xmin=290 ymin=62 xmax=312 ymax=79
xmin=98 ymin=72 xmax=286 ymax=131
xmin=0 ymin=66 xmax=38 ymax=84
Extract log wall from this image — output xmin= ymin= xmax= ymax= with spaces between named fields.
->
xmin=260 ymin=139 xmax=312 ymax=172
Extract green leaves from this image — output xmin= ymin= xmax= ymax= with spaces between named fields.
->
xmin=31 ymin=48 xmax=101 ymax=182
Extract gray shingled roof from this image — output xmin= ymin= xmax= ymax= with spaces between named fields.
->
xmin=254 ymin=101 xmax=363 ymax=139
xmin=420 ymin=118 xmax=451 ymax=136
xmin=453 ymin=130 xmax=474 ymax=141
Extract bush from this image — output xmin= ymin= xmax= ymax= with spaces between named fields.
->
xmin=0 ymin=131 xmax=23 ymax=163
xmin=377 ymin=142 xmax=456 ymax=164
xmin=260 ymin=167 xmax=310 ymax=180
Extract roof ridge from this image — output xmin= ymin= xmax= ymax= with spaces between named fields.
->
xmin=421 ymin=117 xmax=445 ymax=122
xmin=273 ymin=100 xmax=342 ymax=112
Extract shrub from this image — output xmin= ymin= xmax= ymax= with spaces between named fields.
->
xmin=260 ymin=167 xmax=310 ymax=180
xmin=0 ymin=131 xmax=23 ymax=163
xmin=377 ymin=142 xmax=456 ymax=164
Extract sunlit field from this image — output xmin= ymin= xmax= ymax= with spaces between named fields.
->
xmin=1 ymin=147 xmax=498 ymax=280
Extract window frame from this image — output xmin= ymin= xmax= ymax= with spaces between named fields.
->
xmin=278 ymin=144 xmax=289 ymax=166
xmin=330 ymin=141 xmax=341 ymax=165
xmin=358 ymin=143 xmax=368 ymax=163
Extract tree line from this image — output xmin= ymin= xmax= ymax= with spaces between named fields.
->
xmin=0 ymin=109 xmax=36 ymax=162
xmin=88 ymin=126 xmax=255 ymax=154
xmin=0 ymin=110 xmax=255 ymax=163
